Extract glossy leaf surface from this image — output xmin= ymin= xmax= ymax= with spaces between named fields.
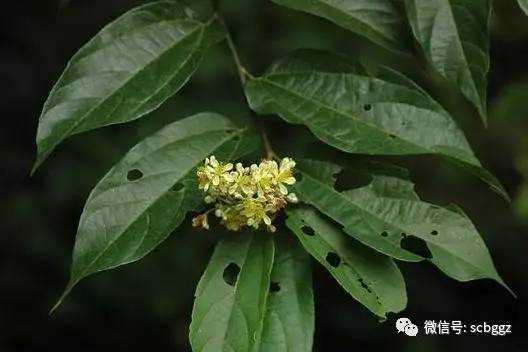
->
xmin=190 ymin=233 xmax=275 ymax=352
xmin=53 ymin=112 xmax=257 ymax=311
xmin=287 ymin=206 xmax=406 ymax=317
xmin=293 ymin=159 xmax=507 ymax=289
xmin=34 ymin=1 xmax=223 ymax=170
xmin=271 ymin=0 xmax=406 ymax=51
xmin=260 ymin=234 xmax=314 ymax=352
xmin=245 ymin=49 xmax=507 ymax=199
xmin=405 ymin=0 xmax=491 ymax=123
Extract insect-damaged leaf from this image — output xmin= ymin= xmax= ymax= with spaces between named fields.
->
xmin=34 ymin=1 xmax=224 ymax=171
xmin=190 ymin=233 xmax=275 ymax=352
xmin=245 ymin=49 xmax=507 ymax=200
xmin=293 ymin=159 xmax=509 ymax=291
xmin=287 ymin=206 xmax=407 ymax=317
xmin=190 ymin=232 xmax=314 ymax=352
xmin=51 ymin=112 xmax=257 ymax=312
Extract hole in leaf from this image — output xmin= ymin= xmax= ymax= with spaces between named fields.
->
xmin=381 ymin=231 xmax=388 ymax=237
xmin=325 ymin=252 xmax=341 ymax=268
xmin=334 ymin=169 xmax=372 ymax=191
xmin=431 ymin=230 xmax=438 ymax=236
xmin=363 ymin=104 xmax=372 ymax=111
xmin=172 ymin=183 xmax=184 ymax=192
xmin=301 ymin=225 xmax=315 ymax=237
xmin=223 ymin=263 xmax=240 ymax=286
xmin=127 ymin=169 xmax=143 ymax=181
xmin=401 ymin=235 xmax=432 ymax=259
xmin=389 ymin=134 xmax=396 ymax=139
xmin=270 ymin=282 xmax=281 ymax=293
xmin=358 ymin=278 xmax=372 ymax=293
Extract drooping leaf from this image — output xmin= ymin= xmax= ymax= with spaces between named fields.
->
xmin=260 ymin=234 xmax=314 ymax=352
xmin=34 ymin=1 xmax=224 ymax=171
xmin=51 ymin=112 xmax=258 ymax=312
xmin=293 ymin=159 xmax=509 ymax=290
xmin=270 ymin=0 xmax=407 ymax=51
xmin=189 ymin=233 xmax=275 ymax=352
xmin=518 ymin=0 xmax=528 ymax=15
xmin=245 ymin=49 xmax=507 ymax=200
xmin=405 ymin=0 xmax=491 ymax=124
xmin=286 ymin=206 xmax=407 ymax=317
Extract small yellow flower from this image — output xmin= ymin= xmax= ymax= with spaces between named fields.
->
xmin=275 ymin=157 xmax=297 ymax=195
xmin=197 ymin=156 xmax=233 ymax=191
xmin=194 ymin=155 xmax=298 ymax=232
xmin=240 ymin=198 xmax=273 ymax=228
xmin=215 ymin=203 xmax=247 ymax=231
xmin=228 ymin=163 xmax=253 ymax=196
xmin=252 ymin=160 xmax=276 ymax=197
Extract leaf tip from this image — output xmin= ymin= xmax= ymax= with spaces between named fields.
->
xmin=30 ymin=158 xmax=41 ymax=177
xmin=496 ymin=277 xmax=517 ymax=299
xmin=31 ymin=145 xmax=51 ymax=176
xmin=49 ymin=280 xmax=76 ymax=315
xmin=491 ymin=183 xmax=511 ymax=203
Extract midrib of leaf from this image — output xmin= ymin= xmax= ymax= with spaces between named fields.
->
xmin=35 ymin=21 xmax=206 ymax=171
xmin=235 ymin=239 xmax=272 ymax=352
xmin=259 ymin=75 xmax=475 ymax=164
xmin=120 ymin=23 xmax=206 ymax=118
xmin=299 ymin=171 xmax=496 ymax=274
xmin=51 ymin=129 xmax=240 ymax=313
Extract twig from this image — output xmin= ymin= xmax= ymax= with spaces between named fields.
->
xmin=213 ymin=0 xmax=278 ymax=160
xmin=260 ymin=128 xmax=279 ymax=160
xmin=216 ymin=15 xmax=247 ymax=86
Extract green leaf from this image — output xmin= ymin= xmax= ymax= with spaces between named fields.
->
xmin=293 ymin=159 xmax=509 ymax=291
xmin=245 ymin=49 xmax=507 ymax=200
xmin=189 ymin=232 xmax=314 ymax=352
xmin=518 ymin=0 xmax=528 ymax=15
xmin=34 ymin=1 xmax=224 ymax=172
xmin=405 ymin=0 xmax=491 ymax=124
xmin=260 ymin=234 xmax=314 ymax=352
xmin=270 ymin=0 xmax=406 ymax=51
xmin=286 ymin=206 xmax=407 ymax=318
xmin=189 ymin=233 xmax=275 ymax=352
xmin=51 ymin=112 xmax=257 ymax=312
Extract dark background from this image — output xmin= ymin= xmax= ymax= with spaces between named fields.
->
xmin=1 ymin=0 xmax=527 ymax=351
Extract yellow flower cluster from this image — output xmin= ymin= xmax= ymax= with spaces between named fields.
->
xmin=192 ymin=156 xmax=298 ymax=232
